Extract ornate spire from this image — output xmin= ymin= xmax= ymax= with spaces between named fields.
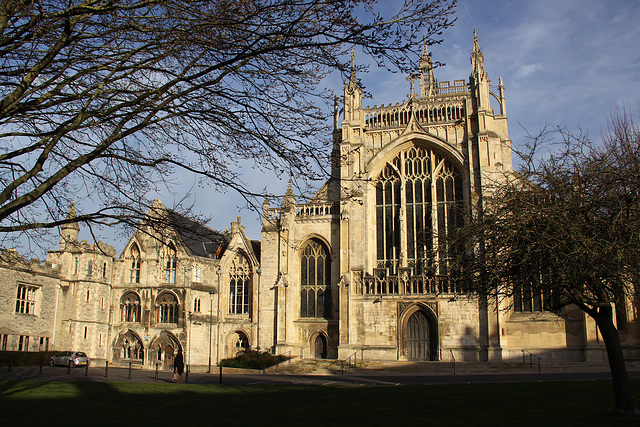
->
xmin=283 ymin=178 xmax=296 ymax=209
xmin=470 ymin=28 xmax=485 ymax=76
xmin=348 ymin=48 xmax=358 ymax=89
xmin=419 ymin=35 xmax=436 ymax=97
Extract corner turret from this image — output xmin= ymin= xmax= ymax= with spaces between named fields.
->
xmin=60 ymin=203 xmax=80 ymax=250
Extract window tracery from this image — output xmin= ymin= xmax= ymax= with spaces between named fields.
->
xmin=229 ymin=253 xmax=251 ymax=314
xmin=300 ymin=240 xmax=331 ymax=318
xmin=165 ymin=244 xmax=177 ymax=283
xmin=157 ymin=292 xmax=178 ymax=324
xmin=376 ymin=147 xmax=463 ymax=276
xmin=121 ymin=292 xmax=141 ymax=322
xmin=120 ymin=334 xmax=144 ymax=361
xmin=129 ymin=244 xmax=141 ymax=283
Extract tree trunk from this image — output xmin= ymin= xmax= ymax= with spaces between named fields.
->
xmin=593 ymin=305 xmax=639 ymax=417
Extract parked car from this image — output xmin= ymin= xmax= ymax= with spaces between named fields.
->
xmin=48 ymin=351 xmax=90 ymax=367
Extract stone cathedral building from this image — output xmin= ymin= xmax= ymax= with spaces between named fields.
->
xmin=1 ymin=33 xmax=637 ymax=368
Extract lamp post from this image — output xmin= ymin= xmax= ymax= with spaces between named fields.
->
xmin=216 ymin=268 xmax=222 ymax=365
xmin=255 ymin=267 xmax=261 ymax=351
xmin=208 ymin=289 xmax=215 ymax=373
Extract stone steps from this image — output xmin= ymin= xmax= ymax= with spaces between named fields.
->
xmin=272 ymin=358 xmax=640 ymax=375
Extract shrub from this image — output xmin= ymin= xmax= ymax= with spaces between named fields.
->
xmin=219 ymin=351 xmax=287 ymax=370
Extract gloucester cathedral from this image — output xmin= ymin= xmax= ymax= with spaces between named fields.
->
xmin=1 ymin=33 xmax=636 ymax=369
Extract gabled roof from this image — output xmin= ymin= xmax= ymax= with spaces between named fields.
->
xmin=165 ymin=209 xmax=229 ymax=259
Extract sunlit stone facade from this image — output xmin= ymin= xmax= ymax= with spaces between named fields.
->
xmin=1 ymin=33 xmax=637 ymax=367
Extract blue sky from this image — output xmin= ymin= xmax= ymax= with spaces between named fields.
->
xmin=80 ymin=0 xmax=640 ymax=250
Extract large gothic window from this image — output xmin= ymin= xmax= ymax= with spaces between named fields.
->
xmin=376 ymin=147 xmax=463 ymax=275
xmin=121 ymin=292 xmax=141 ymax=322
xmin=157 ymin=292 xmax=178 ymax=324
xmin=129 ymin=244 xmax=141 ymax=283
xmin=300 ymin=240 xmax=331 ymax=318
xmin=229 ymin=253 xmax=251 ymax=314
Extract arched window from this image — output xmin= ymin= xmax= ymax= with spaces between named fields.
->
xmin=129 ymin=244 xmax=141 ymax=283
xmin=121 ymin=292 xmax=141 ymax=322
xmin=300 ymin=240 xmax=331 ymax=318
xmin=120 ymin=334 xmax=144 ymax=361
xmin=165 ymin=244 xmax=177 ymax=283
xmin=157 ymin=292 xmax=178 ymax=324
xmin=376 ymin=147 xmax=463 ymax=276
xmin=229 ymin=253 xmax=251 ymax=314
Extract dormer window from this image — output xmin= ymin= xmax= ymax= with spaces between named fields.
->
xmin=165 ymin=245 xmax=177 ymax=284
xmin=129 ymin=244 xmax=141 ymax=283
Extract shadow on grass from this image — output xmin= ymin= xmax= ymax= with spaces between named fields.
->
xmin=1 ymin=380 xmax=639 ymax=426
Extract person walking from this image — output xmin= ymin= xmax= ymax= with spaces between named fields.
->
xmin=173 ymin=348 xmax=184 ymax=384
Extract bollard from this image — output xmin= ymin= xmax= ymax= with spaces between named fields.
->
xmin=128 ymin=361 xmax=132 ymax=379
xmin=105 ymin=361 xmax=109 ymax=378
xmin=8 ymin=356 xmax=11 ymax=372
xmin=39 ymin=357 xmax=43 ymax=374
xmin=155 ymin=362 xmax=158 ymax=381
xmin=67 ymin=360 xmax=71 ymax=374
xmin=84 ymin=363 xmax=88 ymax=376
xmin=219 ymin=366 xmax=222 ymax=385
xmin=185 ymin=365 xmax=189 ymax=384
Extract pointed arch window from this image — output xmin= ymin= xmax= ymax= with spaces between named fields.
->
xmin=375 ymin=147 xmax=464 ymax=276
xmin=229 ymin=253 xmax=251 ymax=314
xmin=165 ymin=244 xmax=177 ymax=283
xmin=129 ymin=244 xmax=141 ymax=283
xmin=121 ymin=292 xmax=141 ymax=322
xmin=157 ymin=292 xmax=178 ymax=324
xmin=300 ymin=240 xmax=331 ymax=318
xmin=120 ymin=334 xmax=144 ymax=361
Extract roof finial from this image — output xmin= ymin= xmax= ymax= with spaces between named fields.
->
xmin=421 ymin=34 xmax=429 ymax=60
xmin=349 ymin=48 xmax=357 ymax=87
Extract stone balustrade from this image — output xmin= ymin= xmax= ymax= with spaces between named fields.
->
xmin=356 ymin=272 xmax=459 ymax=295
xmin=365 ymin=98 xmax=466 ymax=130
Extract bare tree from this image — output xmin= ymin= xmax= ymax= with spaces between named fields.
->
xmin=0 ymin=0 xmax=457 ymax=250
xmin=451 ymin=109 xmax=640 ymax=416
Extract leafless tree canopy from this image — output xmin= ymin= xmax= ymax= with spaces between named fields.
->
xmin=0 ymin=0 xmax=457 ymax=245
xmin=451 ymin=109 xmax=640 ymax=416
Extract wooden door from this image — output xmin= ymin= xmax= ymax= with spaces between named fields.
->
xmin=314 ymin=334 xmax=327 ymax=359
xmin=407 ymin=311 xmax=429 ymax=361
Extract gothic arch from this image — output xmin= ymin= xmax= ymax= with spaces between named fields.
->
xmin=296 ymin=234 xmax=334 ymax=259
xmin=225 ymin=330 xmax=250 ymax=358
xmin=398 ymin=303 xmax=438 ymax=361
xmin=113 ymin=329 xmax=145 ymax=364
xmin=120 ymin=291 xmax=142 ymax=322
xmin=149 ymin=331 xmax=182 ymax=370
xmin=366 ymin=134 xmax=466 ymax=181
xmin=308 ymin=330 xmax=329 ymax=359
xmin=156 ymin=291 xmax=180 ymax=324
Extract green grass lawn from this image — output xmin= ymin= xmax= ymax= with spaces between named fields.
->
xmin=1 ymin=380 xmax=639 ymax=425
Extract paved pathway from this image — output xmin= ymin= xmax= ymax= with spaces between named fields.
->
xmin=2 ymin=365 xmax=640 ymax=386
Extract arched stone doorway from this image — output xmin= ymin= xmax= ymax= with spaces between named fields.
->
xmin=400 ymin=304 xmax=438 ymax=361
xmin=313 ymin=333 xmax=328 ymax=359
xmin=151 ymin=332 xmax=182 ymax=370
xmin=407 ymin=311 xmax=429 ymax=360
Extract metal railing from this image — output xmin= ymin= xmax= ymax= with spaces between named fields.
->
xmin=340 ymin=349 xmax=361 ymax=375
xmin=522 ymin=349 xmax=541 ymax=372
xmin=449 ymin=349 xmax=456 ymax=375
